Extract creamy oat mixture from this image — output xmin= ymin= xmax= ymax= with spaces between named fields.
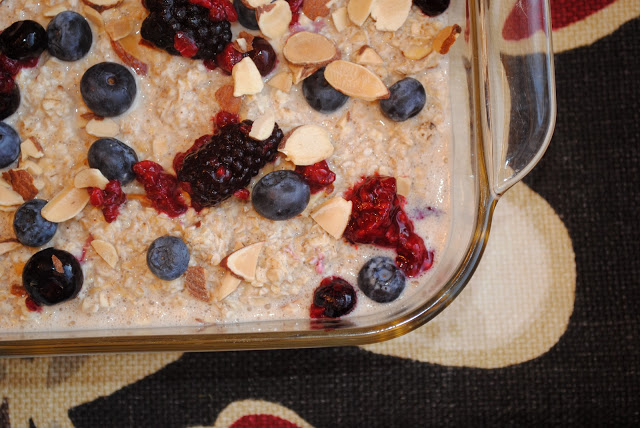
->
xmin=0 ymin=0 xmax=452 ymax=331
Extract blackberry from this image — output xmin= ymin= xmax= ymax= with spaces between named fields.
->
xmin=177 ymin=120 xmax=283 ymax=208
xmin=141 ymin=0 xmax=232 ymax=60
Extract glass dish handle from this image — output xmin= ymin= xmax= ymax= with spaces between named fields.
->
xmin=478 ymin=0 xmax=557 ymax=197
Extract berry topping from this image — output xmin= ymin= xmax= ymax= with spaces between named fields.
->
xmin=344 ymin=176 xmax=434 ymax=277
xmin=380 ymin=78 xmax=426 ymax=122
xmin=248 ymin=37 xmax=276 ymax=76
xmin=88 ymin=180 xmax=127 ymax=223
xmin=215 ymin=42 xmax=246 ymax=74
xmin=22 ymin=248 xmax=84 ymax=306
xmin=234 ymin=0 xmax=259 ymax=30
xmin=13 ymin=199 xmax=58 ymax=247
xmin=174 ymin=31 xmax=198 ymax=57
xmin=0 ymin=121 xmax=20 ymax=168
xmin=251 ymin=170 xmax=310 ymax=221
xmin=141 ymin=0 xmax=232 ymax=60
xmin=146 ymin=235 xmax=190 ymax=280
xmin=413 ymin=0 xmax=450 ymax=17
xmin=0 ymin=73 xmax=20 ymax=121
xmin=295 ymin=160 xmax=336 ymax=194
xmin=214 ymin=110 xmax=240 ymax=129
xmin=357 ymin=256 xmax=406 ymax=303
xmin=46 ymin=11 xmax=92 ymax=61
xmin=303 ymin=68 xmax=349 ymax=113
xmin=133 ymin=160 xmax=189 ymax=217
xmin=80 ymin=62 xmax=137 ymax=117
xmin=87 ymin=138 xmax=139 ymax=185
xmin=0 ymin=20 xmax=48 ymax=61
xmin=177 ymin=120 xmax=283 ymax=208
xmin=310 ymin=276 xmax=357 ymax=318
xmin=286 ymin=0 xmax=304 ymax=26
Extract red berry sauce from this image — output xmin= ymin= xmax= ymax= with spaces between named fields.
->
xmin=344 ymin=175 xmax=434 ymax=277
xmin=88 ymin=180 xmax=127 ymax=223
xmin=286 ymin=0 xmax=304 ymax=27
xmin=295 ymin=160 xmax=336 ymax=194
xmin=174 ymin=32 xmax=198 ymax=57
xmin=0 ymin=53 xmax=38 ymax=78
xmin=214 ymin=111 xmax=240 ymax=129
xmin=215 ymin=43 xmax=246 ymax=74
xmin=133 ymin=161 xmax=189 ymax=217
xmin=25 ymin=296 xmax=42 ymax=312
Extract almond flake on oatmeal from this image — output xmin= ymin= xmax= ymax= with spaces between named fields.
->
xmin=347 ymin=0 xmax=374 ymax=27
xmin=216 ymin=271 xmax=242 ymax=301
xmin=233 ymin=38 xmax=250 ymax=53
xmin=82 ymin=0 xmax=123 ymax=12
xmin=0 ymin=186 xmax=24 ymax=207
xmin=232 ymin=57 xmax=264 ymax=97
xmin=52 ymin=255 xmax=64 ymax=273
xmin=324 ymin=60 xmax=390 ymax=100
xmin=311 ymin=197 xmax=353 ymax=239
xmin=215 ymin=84 xmax=243 ymax=114
xmin=82 ymin=5 xmax=105 ymax=26
xmin=19 ymin=160 xmax=43 ymax=176
xmin=110 ymin=39 xmax=148 ymax=76
xmin=74 ymin=168 xmax=109 ymax=190
xmin=302 ymin=0 xmax=331 ymax=20
xmin=41 ymin=186 xmax=91 ymax=223
xmin=105 ymin=17 xmax=134 ymax=41
xmin=20 ymin=138 xmax=44 ymax=162
xmin=370 ymin=0 xmax=411 ymax=32
xmin=185 ymin=266 xmax=210 ymax=302
xmin=354 ymin=45 xmax=383 ymax=65
xmin=223 ymin=242 xmax=265 ymax=281
xmin=249 ymin=111 xmax=276 ymax=141
xmin=396 ymin=176 xmax=411 ymax=197
xmin=91 ymin=239 xmax=119 ymax=268
xmin=267 ymin=71 xmax=293 ymax=93
xmin=288 ymin=63 xmax=318 ymax=84
xmin=0 ymin=239 xmax=20 ymax=256
xmin=332 ymin=7 xmax=349 ymax=32
xmin=238 ymin=31 xmax=255 ymax=47
xmin=85 ymin=118 xmax=119 ymax=138
xmin=433 ymin=24 xmax=462 ymax=54
xmin=283 ymin=32 xmax=338 ymax=66
xmin=402 ymin=44 xmax=433 ymax=60
xmin=279 ymin=125 xmax=334 ymax=166
xmin=257 ymin=1 xmax=292 ymax=40
xmin=2 ymin=169 xmax=38 ymax=201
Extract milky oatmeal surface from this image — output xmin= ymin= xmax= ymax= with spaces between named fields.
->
xmin=0 ymin=0 xmax=452 ymax=331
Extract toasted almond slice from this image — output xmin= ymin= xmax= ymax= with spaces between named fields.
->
xmin=74 ymin=168 xmax=109 ymax=190
xmin=20 ymin=160 xmax=43 ymax=176
xmin=105 ymin=18 xmax=134 ymax=41
xmin=0 ymin=185 xmax=24 ymax=207
xmin=302 ymin=0 xmax=331 ymax=20
xmin=278 ymin=125 xmax=334 ymax=166
xmin=82 ymin=5 xmax=104 ymax=26
xmin=396 ymin=177 xmax=411 ymax=197
xmin=232 ymin=57 xmax=264 ymax=97
xmin=82 ymin=0 xmax=123 ymax=12
xmin=44 ymin=5 xmax=67 ymax=17
xmin=288 ymin=63 xmax=319 ymax=84
xmin=257 ymin=1 xmax=292 ymax=40
xmin=324 ymin=60 xmax=389 ymax=100
xmin=249 ymin=111 xmax=276 ymax=141
xmin=0 ymin=239 xmax=21 ymax=256
xmin=267 ymin=71 xmax=293 ymax=92
xmin=224 ymin=242 xmax=264 ymax=281
xmin=215 ymin=84 xmax=243 ymax=114
xmin=233 ymin=37 xmax=250 ymax=53
xmin=241 ymin=0 xmax=271 ymax=8
xmin=370 ymin=0 xmax=411 ymax=32
xmin=402 ymin=44 xmax=433 ymax=60
xmin=85 ymin=118 xmax=119 ymax=138
xmin=433 ymin=24 xmax=462 ymax=54
xmin=283 ymin=32 xmax=338 ymax=66
xmin=354 ymin=45 xmax=383 ymax=65
xmin=347 ymin=0 xmax=374 ymax=27
xmin=20 ymin=138 xmax=44 ymax=162
xmin=332 ymin=6 xmax=349 ymax=32
xmin=216 ymin=271 xmax=242 ymax=301
xmin=311 ymin=197 xmax=352 ymax=239
xmin=2 ymin=169 xmax=37 ymax=201
xmin=91 ymin=239 xmax=119 ymax=268
xmin=41 ymin=186 xmax=90 ymax=223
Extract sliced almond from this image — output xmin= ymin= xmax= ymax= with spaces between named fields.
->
xmin=311 ymin=197 xmax=353 ymax=239
xmin=82 ymin=5 xmax=104 ymax=26
xmin=91 ymin=239 xmax=119 ymax=268
xmin=2 ymin=169 xmax=38 ymax=201
xmin=223 ymin=242 xmax=264 ymax=281
xmin=215 ymin=271 xmax=242 ymax=301
xmin=185 ymin=266 xmax=209 ymax=302
xmin=74 ymin=168 xmax=109 ymax=190
xmin=324 ymin=60 xmax=389 ymax=101
xmin=370 ymin=0 xmax=411 ymax=32
xmin=283 ymin=32 xmax=338 ymax=66
xmin=332 ymin=7 xmax=349 ymax=32
xmin=82 ymin=0 xmax=123 ymax=12
xmin=302 ymin=0 xmax=331 ymax=20
xmin=249 ymin=111 xmax=276 ymax=141
xmin=267 ymin=71 xmax=293 ymax=93
xmin=396 ymin=177 xmax=411 ymax=197
xmin=402 ymin=44 xmax=433 ymax=60
xmin=347 ymin=0 xmax=374 ymax=27
xmin=20 ymin=160 xmax=43 ymax=176
xmin=44 ymin=5 xmax=67 ymax=17
xmin=257 ymin=1 xmax=292 ymax=40
xmin=215 ymin=84 xmax=243 ymax=114
xmin=233 ymin=37 xmax=250 ymax=53
xmin=232 ymin=57 xmax=264 ymax=97
xmin=41 ymin=186 xmax=90 ymax=223
xmin=241 ymin=0 xmax=271 ymax=8
xmin=20 ymin=138 xmax=44 ymax=162
xmin=354 ymin=45 xmax=383 ymax=65
xmin=278 ymin=125 xmax=334 ymax=166
xmin=85 ymin=118 xmax=119 ymax=138
xmin=105 ymin=18 xmax=134 ymax=41
xmin=0 ymin=183 xmax=25 ymax=207
xmin=0 ymin=239 xmax=20 ymax=256
xmin=288 ymin=63 xmax=318 ymax=84
xmin=432 ymin=24 xmax=462 ymax=54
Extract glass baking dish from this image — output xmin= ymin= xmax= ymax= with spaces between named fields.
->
xmin=0 ymin=0 xmax=555 ymax=356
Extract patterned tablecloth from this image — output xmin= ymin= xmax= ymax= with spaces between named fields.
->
xmin=1 ymin=1 xmax=639 ymax=426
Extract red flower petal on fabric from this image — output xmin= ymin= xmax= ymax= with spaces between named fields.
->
xmin=229 ymin=414 xmax=301 ymax=428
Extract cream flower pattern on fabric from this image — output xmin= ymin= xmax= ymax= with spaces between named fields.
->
xmin=363 ymin=182 xmax=576 ymax=368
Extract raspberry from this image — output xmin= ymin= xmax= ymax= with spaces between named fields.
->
xmin=295 ymin=160 xmax=336 ymax=194
xmin=177 ymin=120 xmax=284 ymax=208
xmin=133 ymin=160 xmax=189 ymax=217
xmin=214 ymin=110 xmax=239 ymax=129
xmin=88 ymin=180 xmax=127 ymax=223
xmin=141 ymin=0 xmax=232 ymax=60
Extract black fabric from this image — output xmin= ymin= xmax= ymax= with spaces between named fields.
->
xmin=68 ymin=18 xmax=640 ymax=428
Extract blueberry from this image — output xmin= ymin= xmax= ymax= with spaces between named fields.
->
xmin=234 ymin=0 xmax=259 ymax=30
xmin=88 ymin=138 xmax=138 ymax=185
xmin=0 ymin=122 xmax=20 ymax=168
xmin=0 ymin=73 xmax=20 ymax=120
xmin=0 ymin=20 xmax=48 ymax=60
xmin=252 ymin=170 xmax=310 ymax=221
xmin=248 ymin=37 xmax=276 ymax=76
xmin=303 ymin=68 xmax=349 ymax=113
xmin=357 ymin=256 xmax=406 ymax=303
xmin=22 ymin=248 xmax=83 ymax=306
xmin=47 ymin=11 xmax=92 ymax=61
xmin=312 ymin=277 xmax=357 ymax=318
xmin=146 ymin=236 xmax=190 ymax=280
xmin=380 ymin=78 xmax=426 ymax=122
xmin=80 ymin=62 xmax=137 ymax=117
xmin=413 ymin=0 xmax=450 ymax=17
xmin=13 ymin=199 xmax=58 ymax=247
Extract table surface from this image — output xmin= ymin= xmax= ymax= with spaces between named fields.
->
xmin=1 ymin=1 xmax=639 ymax=427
